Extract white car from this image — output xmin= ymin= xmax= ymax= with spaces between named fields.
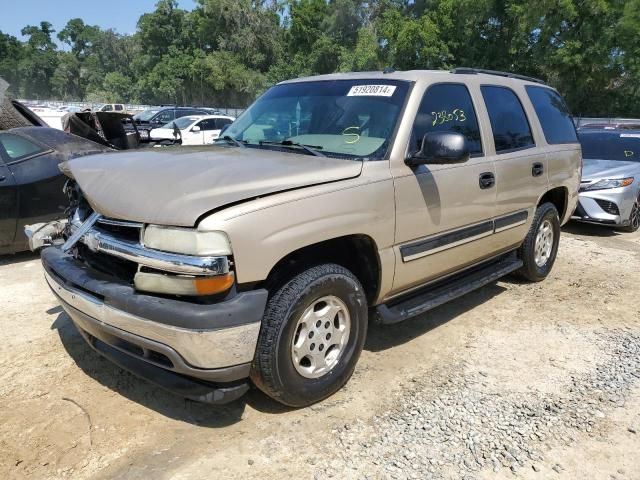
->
xmin=149 ymin=115 xmax=235 ymax=145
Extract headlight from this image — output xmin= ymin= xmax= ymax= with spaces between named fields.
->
xmin=143 ymin=225 xmax=232 ymax=256
xmin=583 ymin=177 xmax=634 ymax=191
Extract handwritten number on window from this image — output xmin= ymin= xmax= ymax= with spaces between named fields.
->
xmin=431 ymin=109 xmax=466 ymax=126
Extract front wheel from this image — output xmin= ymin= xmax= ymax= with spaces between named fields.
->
xmin=515 ymin=202 xmax=560 ymax=282
xmin=621 ymin=196 xmax=640 ymax=233
xmin=251 ymin=264 xmax=368 ymax=407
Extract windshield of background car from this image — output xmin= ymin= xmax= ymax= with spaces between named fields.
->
xmin=133 ymin=109 xmax=160 ymax=121
xmin=579 ymin=132 xmax=640 ymax=162
xmin=223 ymin=79 xmax=411 ymax=159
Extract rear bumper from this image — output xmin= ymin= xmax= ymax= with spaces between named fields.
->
xmin=42 ymin=247 xmax=268 ymax=403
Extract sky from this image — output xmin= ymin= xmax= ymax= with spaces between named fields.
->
xmin=1 ymin=0 xmax=197 ymax=46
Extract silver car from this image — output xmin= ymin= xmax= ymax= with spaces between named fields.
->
xmin=573 ymin=129 xmax=640 ymax=232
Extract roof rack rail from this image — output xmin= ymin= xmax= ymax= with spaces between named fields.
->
xmin=451 ymin=67 xmax=546 ymax=85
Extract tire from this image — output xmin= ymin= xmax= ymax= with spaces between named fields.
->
xmin=620 ymin=195 xmax=640 ymax=233
xmin=251 ymin=263 xmax=368 ymax=407
xmin=515 ymin=202 xmax=560 ymax=282
xmin=0 ymin=79 xmax=46 ymax=130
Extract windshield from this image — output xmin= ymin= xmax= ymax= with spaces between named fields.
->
xmin=579 ymin=132 xmax=640 ymax=162
xmin=162 ymin=116 xmax=199 ymax=130
xmin=133 ymin=109 xmax=160 ymax=121
xmin=223 ymin=79 xmax=411 ymax=159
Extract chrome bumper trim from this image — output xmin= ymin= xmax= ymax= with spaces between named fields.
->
xmin=44 ymin=270 xmax=260 ymax=369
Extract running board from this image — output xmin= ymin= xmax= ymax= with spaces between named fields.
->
xmin=375 ymin=255 xmax=523 ymax=325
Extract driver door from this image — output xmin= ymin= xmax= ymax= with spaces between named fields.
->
xmin=391 ymin=83 xmax=497 ymax=295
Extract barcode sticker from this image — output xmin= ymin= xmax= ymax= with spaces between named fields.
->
xmin=347 ymin=85 xmax=397 ymax=97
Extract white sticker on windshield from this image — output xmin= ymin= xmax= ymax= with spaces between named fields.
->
xmin=347 ymin=85 xmax=397 ymax=97
xmin=620 ymin=133 xmax=640 ymax=138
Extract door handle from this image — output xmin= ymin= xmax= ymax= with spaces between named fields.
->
xmin=532 ymin=162 xmax=544 ymax=177
xmin=479 ymin=172 xmax=495 ymax=189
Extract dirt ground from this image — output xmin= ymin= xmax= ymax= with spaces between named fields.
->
xmin=1 ymin=222 xmax=638 ymax=480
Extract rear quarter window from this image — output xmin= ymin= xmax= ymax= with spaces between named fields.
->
xmin=526 ymin=86 xmax=577 ymax=144
xmin=481 ymin=85 xmax=535 ymax=153
xmin=0 ymin=133 xmax=44 ymax=161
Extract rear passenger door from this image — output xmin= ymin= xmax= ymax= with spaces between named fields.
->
xmin=480 ymin=85 xmax=547 ymax=250
xmin=392 ymin=83 xmax=497 ymax=294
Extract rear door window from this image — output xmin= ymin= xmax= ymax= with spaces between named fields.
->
xmin=411 ymin=83 xmax=483 ymax=156
xmin=114 ymin=104 xmax=124 ymax=111
xmin=481 ymin=86 xmax=535 ymax=153
xmin=525 ymin=86 xmax=577 ymax=144
xmin=215 ymin=118 xmax=233 ymax=129
xmin=197 ymin=119 xmax=217 ymax=131
xmin=0 ymin=133 xmax=44 ymax=161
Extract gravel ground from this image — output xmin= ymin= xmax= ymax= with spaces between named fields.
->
xmin=1 ymin=222 xmax=639 ymax=480
xmin=314 ymin=329 xmax=640 ymax=479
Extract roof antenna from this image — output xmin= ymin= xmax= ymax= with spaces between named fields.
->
xmin=383 ymin=66 xmax=395 ymax=74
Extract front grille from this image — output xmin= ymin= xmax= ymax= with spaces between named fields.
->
xmin=75 ymin=217 xmax=143 ymax=284
xmin=595 ymin=199 xmax=620 ymax=216
xmin=94 ymin=217 xmax=143 ymax=242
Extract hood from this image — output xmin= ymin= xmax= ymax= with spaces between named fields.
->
xmin=60 ymin=146 xmax=363 ymax=226
xmin=581 ymin=158 xmax=640 ymax=181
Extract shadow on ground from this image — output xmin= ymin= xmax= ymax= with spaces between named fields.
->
xmin=0 ymin=251 xmax=39 ymax=266
xmin=365 ymin=282 xmax=506 ymax=352
xmin=562 ymin=220 xmax=621 ymax=237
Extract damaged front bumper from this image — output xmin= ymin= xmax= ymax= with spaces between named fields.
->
xmin=40 ymin=246 xmax=267 ymax=404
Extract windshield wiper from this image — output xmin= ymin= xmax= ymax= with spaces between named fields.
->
xmin=258 ymin=140 xmax=325 ymax=157
xmin=215 ymin=135 xmax=246 ymax=148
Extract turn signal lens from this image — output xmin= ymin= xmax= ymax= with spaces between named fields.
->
xmin=193 ymin=273 xmax=235 ymax=295
xmin=134 ymin=272 xmax=235 ymax=296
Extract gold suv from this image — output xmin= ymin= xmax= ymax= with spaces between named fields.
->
xmin=30 ymin=68 xmax=581 ymax=407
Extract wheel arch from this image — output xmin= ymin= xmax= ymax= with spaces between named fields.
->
xmin=260 ymin=234 xmax=381 ymax=305
xmin=538 ymin=186 xmax=569 ymax=222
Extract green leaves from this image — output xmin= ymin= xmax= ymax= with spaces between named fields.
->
xmin=1 ymin=0 xmax=639 ymax=115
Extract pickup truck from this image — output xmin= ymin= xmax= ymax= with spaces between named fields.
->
xmin=28 ymin=69 xmax=581 ymax=407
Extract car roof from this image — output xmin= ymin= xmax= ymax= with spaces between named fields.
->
xmin=578 ymin=128 xmax=640 ymax=135
xmin=278 ymin=69 xmax=548 ymax=88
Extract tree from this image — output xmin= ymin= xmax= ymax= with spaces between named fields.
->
xmin=19 ymin=22 xmax=58 ymax=98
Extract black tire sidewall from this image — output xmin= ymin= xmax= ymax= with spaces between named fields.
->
xmin=253 ymin=265 xmax=368 ymax=407
xmin=520 ymin=203 xmax=560 ymax=281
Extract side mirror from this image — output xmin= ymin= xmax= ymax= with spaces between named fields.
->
xmin=191 ymin=125 xmax=201 ymax=132
xmin=406 ymin=132 xmax=469 ymax=167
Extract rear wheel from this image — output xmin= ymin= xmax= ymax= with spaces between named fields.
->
xmin=621 ymin=196 xmax=640 ymax=233
xmin=515 ymin=202 xmax=560 ymax=282
xmin=251 ymin=264 xmax=368 ymax=407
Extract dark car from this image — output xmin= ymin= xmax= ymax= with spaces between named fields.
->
xmin=130 ymin=107 xmax=209 ymax=142
xmin=0 ymin=127 xmax=111 ymax=253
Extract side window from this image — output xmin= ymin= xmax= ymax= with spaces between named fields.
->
xmin=481 ymin=86 xmax=534 ymax=153
xmin=115 ymin=104 xmax=124 ymax=111
xmin=215 ymin=118 xmax=232 ymax=129
xmin=525 ymin=86 xmax=577 ymax=144
xmin=155 ymin=110 xmax=175 ymax=124
xmin=102 ymin=104 xmax=113 ymax=111
xmin=0 ymin=133 xmax=44 ymax=161
xmin=198 ymin=119 xmax=216 ymax=131
xmin=411 ymin=83 xmax=483 ymax=156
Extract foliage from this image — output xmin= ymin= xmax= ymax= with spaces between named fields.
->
xmin=1 ymin=0 xmax=639 ymax=115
